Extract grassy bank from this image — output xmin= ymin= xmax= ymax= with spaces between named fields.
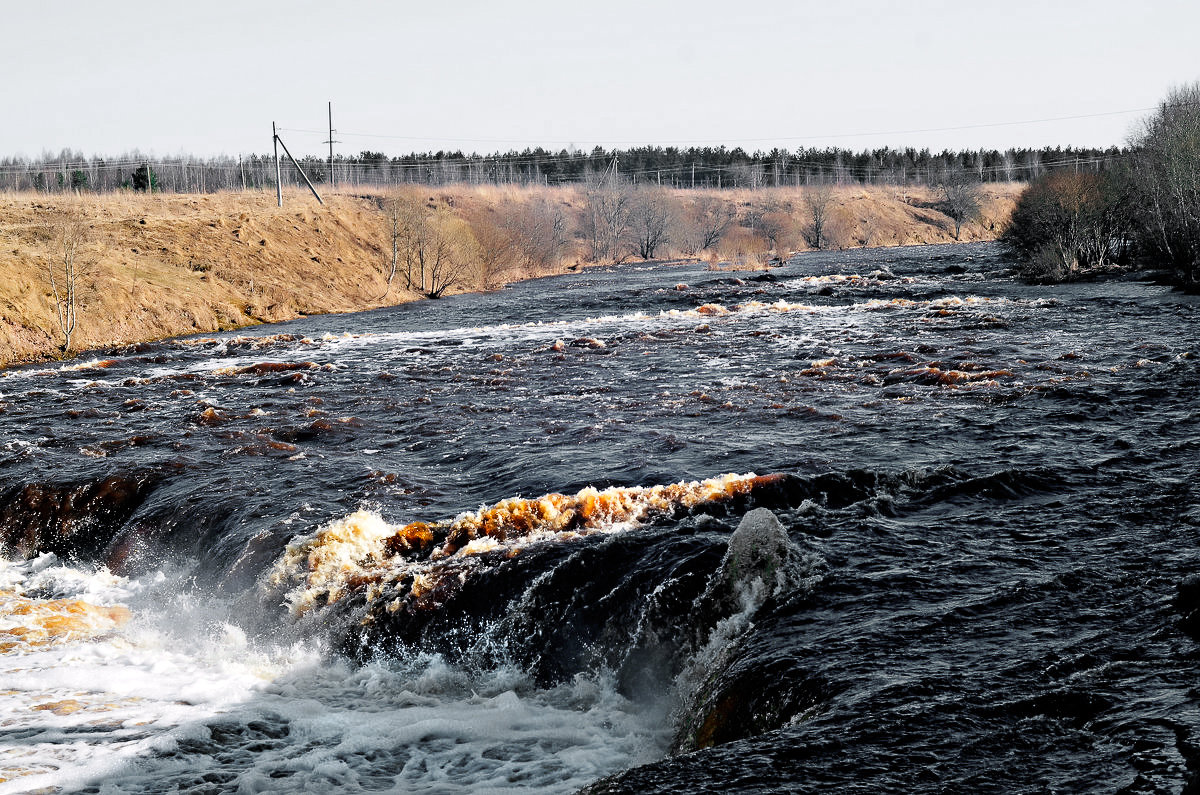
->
xmin=0 ymin=183 xmax=1022 ymax=368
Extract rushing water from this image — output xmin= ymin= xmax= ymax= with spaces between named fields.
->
xmin=0 ymin=242 xmax=1198 ymax=793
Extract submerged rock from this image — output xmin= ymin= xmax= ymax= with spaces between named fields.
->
xmin=672 ymin=508 xmax=823 ymax=754
xmin=0 ymin=474 xmax=158 ymax=562
xmin=709 ymin=507 xmax=798 ymax=608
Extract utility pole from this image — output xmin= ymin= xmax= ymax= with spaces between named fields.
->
xmin=273 ymin=122 xmax=283 ymax=207
xmin=691 ymin=162 xmax=695 ymax=189
xmin=275 ymin=129 xmax=324 ymax=205
xmin=323 ymin=101 xmax=340 ymax=190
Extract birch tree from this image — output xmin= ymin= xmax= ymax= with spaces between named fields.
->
xmin=44 ymin=204 xmax=92 ymax=353
xmin=582 ymin=174 xmax=633 ymax=262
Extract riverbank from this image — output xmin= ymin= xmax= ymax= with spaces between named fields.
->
xmin=0 ymin=183 xmax=1022 ymax=367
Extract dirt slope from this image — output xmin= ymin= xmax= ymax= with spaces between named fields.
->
xmin=0 ymin=190 xmax=413 ymax=367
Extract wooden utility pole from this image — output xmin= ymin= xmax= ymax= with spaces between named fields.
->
xmin=273 ymin=122 xmax=283 ymax=207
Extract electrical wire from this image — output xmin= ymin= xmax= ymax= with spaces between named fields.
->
xmin=274 ymin=105 xmax=1165 ymax=148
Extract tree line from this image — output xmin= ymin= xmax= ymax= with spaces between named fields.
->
xmin=1001 ymin=83 xmax=1200 ymax=287
xmin=0 ymin=144 xmax=1123 ymax=195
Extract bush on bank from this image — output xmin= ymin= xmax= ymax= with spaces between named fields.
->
xmin=1003 ymin=83 xmax=1200 ymax=287
xmin=1000 ymin=171 xmax=1132 ymax=282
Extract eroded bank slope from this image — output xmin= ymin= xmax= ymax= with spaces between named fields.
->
xmin=0 ymin=190 xmax=419 ymax=367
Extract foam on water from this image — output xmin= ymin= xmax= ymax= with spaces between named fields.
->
xmin=268 ymin=473 xmax=777 ymax=618
xmin=0 ymin=556 xmax=665 ymax=794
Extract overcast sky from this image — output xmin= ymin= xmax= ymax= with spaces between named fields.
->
xmin=4 ymin=0 xmax=1197 ymax=160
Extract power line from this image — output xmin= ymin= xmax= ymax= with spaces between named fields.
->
xmin=275 ymin=105 xmax=1161 ymax=148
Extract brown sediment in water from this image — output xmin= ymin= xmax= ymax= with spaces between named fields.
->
xmin=0 ymin=590 xmax=130 ymax=654
xmin=196 ymin=406 xmax=227 ymax=425
xmin=215 ymin=361 xmax=320 ymax=376
xmin=884 ymin=365 xmax=1016 ymax=388
xmin=0 ymin=475 xmax=159 ymax=561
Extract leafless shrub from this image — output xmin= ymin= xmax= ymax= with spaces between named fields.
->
xmin=505 ymin=197 xmax=569 ymax=273
xmin=629 ymin=188 xmax=676 ymax=260
xmin=802 ymin=185 xmax=835 ymax=249
xmin=469 ymin=211 xmax=519 ymax=290
xmin=381 ymin=193 xmax=479 ymax=297
xmin=582 ymin=175 xmax=633 ymax=263
xmin=716 ymin=225 xmax=768 ymax=266
xmin=682 ymin=194 xmax=737 ymax=254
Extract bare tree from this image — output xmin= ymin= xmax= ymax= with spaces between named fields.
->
xmin=505 ymin=197 xmax=568 ymax=273
xmin=383 ymin=194 xmax=479 ymax=297
xmin=686 ymin=195 xmax=737 ymax=253
xmin=937 ymin=173 xmax=984 ymax=240
xmin=44 ymin=204 xmax=92 ymax=353
xmin=803 ymin=184 xmax=835 ymax=249
xmin=423 ymin=214 xmax=479 ymax=298
xmin=1128 ymin=82 xmax=1200 ymax=284
xmin=582 ymin=174 xmax=633 ymax=262
xmin=379 ymin=196 xmax=405 ymax=293
xmin=629 ymin=188 xmax=675 ymax=260
xmin=386 ymin=195 xmax=432 ymax=293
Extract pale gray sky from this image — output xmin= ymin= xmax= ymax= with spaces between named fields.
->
xmin=4 ymin=0 xmax=1197 ymax=159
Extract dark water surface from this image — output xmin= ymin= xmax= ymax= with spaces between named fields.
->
xmin=2 ymin=243 xmax=1199 ymax=793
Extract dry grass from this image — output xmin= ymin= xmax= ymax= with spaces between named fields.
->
xmin=671 ymin=183 xmax=1020 ymax=251
xmin=0 ymin=182 xmax=1023 ymax=367
xmin=0 ymin=189 xmax=418 ymax=366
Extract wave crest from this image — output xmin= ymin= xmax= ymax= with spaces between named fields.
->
xmin=267 ymin=473 xmax=786 ymax=618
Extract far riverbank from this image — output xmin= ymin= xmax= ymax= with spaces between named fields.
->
xmin=0 ymin=183 xmax=1021 ymax=367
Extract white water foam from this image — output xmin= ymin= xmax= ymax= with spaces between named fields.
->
xmin=0 ymin=556 xmax=666 ymax=794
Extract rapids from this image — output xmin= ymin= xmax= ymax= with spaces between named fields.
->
xmin=0 ymin=243 xmax=1198 ymax=793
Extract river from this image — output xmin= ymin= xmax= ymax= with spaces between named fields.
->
xmin=0 ymin=242 xmax=1198 ymax=793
